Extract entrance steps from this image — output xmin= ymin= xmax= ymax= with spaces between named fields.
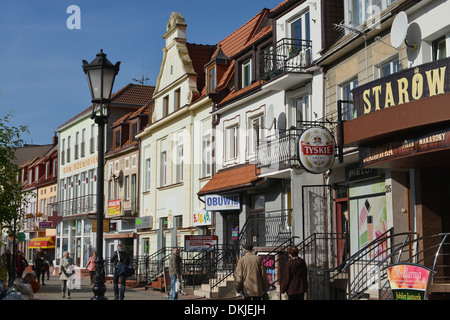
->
xmin=193 ymin=274 xmax=237 ymax=299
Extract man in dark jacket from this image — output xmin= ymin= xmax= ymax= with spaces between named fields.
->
xmin=110 ymin=244 xmax=131 ymax=300
xmin=281 ymin=246 xmax=308 ymax=300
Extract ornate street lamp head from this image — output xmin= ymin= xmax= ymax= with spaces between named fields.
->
xmin=82 ymin=49 xmax=120 ymax=117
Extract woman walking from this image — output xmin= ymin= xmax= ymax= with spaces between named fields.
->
xmin=59 ymin=251 xmax=74 ymax=299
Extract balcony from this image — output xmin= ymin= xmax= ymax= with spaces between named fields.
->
xmin=256 ymin=128 xmax=301 ymax=175
xmin=57 ymin=194 xmax=96 ymax=217
xmin=259 ymin=38 xmax=313 ymax=90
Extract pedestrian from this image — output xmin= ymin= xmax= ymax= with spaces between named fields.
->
xmin=234 ymin=243 xmax=269 ymax=300
xmin=110 ymin=244 xmax=131 ymax=300
xmin=16 ymin=250 xmax=28 ymax=279
xmin=44 ymin=251 xmax=54 ymax=280
xmin=33 ymin=247 xmax=48 ymax=285
xmin=281 ymin=246 xmax=308 ymax=300
xmin=341 ymin=210 xmax=350 ymax=268
xmin=59 ymin=251 xmax=74 ymax=299
xmin=85 ymin=251 xmax=97 ymax=284
xmin=168 ymin=247 xmax=182 ymax=300
xmin=0 ymin=248 xmax=13 ymax=287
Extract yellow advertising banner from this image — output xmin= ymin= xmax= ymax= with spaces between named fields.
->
xmin=108 ymin=199 xmax=121 ymax=216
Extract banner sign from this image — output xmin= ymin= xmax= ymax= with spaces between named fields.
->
xmin=387 ymin=263 xmax=434 ymax=300
xmin=108 ymin=199 xmax=121 ymax=216
xmin=185 ymin=235 xmax=218 ymax=252
xmin=360 ymin=127 xmax=450 ymax=167
xmin=205 ymin=194 xmax=240 ymax=211
xmin=297 ymin=127 xmax=335 ymax=174
xmin=352 ymin=58 xmax=450 ymax=117
xmin=352 ymin=56 xmax=450 ymax=117
xmin=193 ymin=210 xmax=212 ymax=226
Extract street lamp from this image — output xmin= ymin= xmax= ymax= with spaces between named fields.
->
xmin=82 ymin=49 xmax=120 ymax=300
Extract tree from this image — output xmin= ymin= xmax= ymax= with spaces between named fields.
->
xmin=0 ymin=112 xmax=30 ymax=248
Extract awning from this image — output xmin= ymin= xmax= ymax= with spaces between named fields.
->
xmin=28 ymin=236 xmax=55 ymax=249
xmin=198 ymin=164 xmax=261 ymax=196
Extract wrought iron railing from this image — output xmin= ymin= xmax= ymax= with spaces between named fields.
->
xmin=256 ymin=129 xmax=300 ymax=170
xmin=56 ymin=194 xmax=96 ymax=216
xmin=259 ymin=38 xmax=312 ymax=81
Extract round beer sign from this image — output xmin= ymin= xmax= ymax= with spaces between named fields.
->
xmin=298 ymin=127 xmax=335 ymax=174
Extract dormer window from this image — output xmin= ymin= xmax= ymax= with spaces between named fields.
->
xmin=207 ymin=65 xmax=216 ymax=93
xmin=130 ymin=120 xmax=138 ymax=144
xmin=114 ymin=129 xmax=121 ymax=150
xmin=241 ymin=59 xmax=252 ymax=88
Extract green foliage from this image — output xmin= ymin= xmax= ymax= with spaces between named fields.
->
xmin=0 ymin=112 xmax=30 ymax=244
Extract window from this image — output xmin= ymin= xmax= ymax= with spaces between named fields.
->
xmin=163 ymin=96 xmax=169 ymax=117
xmin=378 ymin=57 xmax=399 ymax=78
xmin=124 ymin=175 xmax=130 ymax=200
xmin=144 ymin=158 xmax=151 ymax=191
xmin=131 ymin=174 xmax=137 ymax=212
xmin=131 ymin=121 xmax=138 ymax=143
xmin=348 ymin=0 xmax=397 ymax=29
xmin=290 ymin=11 xmax=310 ymax=63
xmin=114 ymin=129 xmax=121 ymax=150
xmin=67 ymin=136 xmax=71 ymax=163
xmin=241 ymin=59 xmax=252 ymax=88
xmin=341 ymin=79 xmax=358 ymax=120
xmin=248 ymin=115 xmax=264 ymax=155
xmin=294 ymin=95 xmax=310 ymax=129
xmin=226 ymin=125 xmax=239 ymax=161
xmin=202 ymin=134 xmax=211 ymax=177
xmin=81 ymin=128 xmax=86 ymax=157
xmin=160 ymin=151 xmax=167 ymax=186
xmin=175 ymin=142 xmax=183 ymax=183
xmin=75 ymin=132 xmax=79 ymax=160
xmin=53 ymin=159 xmax=57 ymax=177
xmin=175 ymin=88 xmax=181 ymax=110
xmin=433 ymin=36 xmax=447 ymax=61
xmin=207 ymin=65 xmax=216 ymax=93
xmin=90 ymin=124 xmax=95 ymax=154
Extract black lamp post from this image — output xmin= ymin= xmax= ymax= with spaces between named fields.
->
xmin=82 ymin=49 xmax=120 ymax=300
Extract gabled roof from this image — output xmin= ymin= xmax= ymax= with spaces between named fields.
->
xmin=56 ymin=84 xmax=155 ymax=131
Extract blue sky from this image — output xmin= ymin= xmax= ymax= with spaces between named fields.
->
xmin=0 ymin=0 xmax=282 ymax=145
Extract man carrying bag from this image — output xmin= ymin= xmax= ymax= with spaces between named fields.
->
xmin=110 ymin=244 xmax=133 ymax=300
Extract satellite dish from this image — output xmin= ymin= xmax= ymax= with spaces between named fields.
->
xmin=406 ymin=22 xmax=421 ymax=61
xmin=390 ymin=11 xmax=408 ymax=49
xmin=266 ymin=104 xmax=275 ymax=130
xmin=277 ymin=112 xmax=286 ymax=132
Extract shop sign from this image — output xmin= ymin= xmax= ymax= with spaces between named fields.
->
xmin=297 ymin=127 xmax=335 ymax=174
xmin=39 ymin=221 xmax=53 ymax=228
xmin=346 ymin=163 xmax=380 ymax=182
xmin=108 ymin=199 xmax=121 ymax=216
xmin=193 ymin=210 xmax=211 ymax=226
xmin=352 ymin=57 xmax=450 ymax=117
xmin=205 ymin=194 xmax=240 ymax=211
xmin=185 ymin=235 xmax=218 ymax=252
xmin=135 ymin=216 xmax=152 ymax=230
xmin=360 ymin=127 xmax=450 ymax=167
xmin=387 ymin=263 xmax=434 ymax=300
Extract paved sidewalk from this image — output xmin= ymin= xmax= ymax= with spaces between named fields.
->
xmin=33 ymin=272 xmax=205 ymax=301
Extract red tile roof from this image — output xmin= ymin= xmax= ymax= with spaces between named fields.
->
xmin=56 ymin=84 xmax=155 ymax=131
xmin=198 ymin=164 xmax=261 ymax=196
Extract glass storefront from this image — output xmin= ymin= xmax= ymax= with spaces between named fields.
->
xmin=56 ymin=218 xmax=94 ymax=267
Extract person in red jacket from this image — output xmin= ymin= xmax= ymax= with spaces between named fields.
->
xmin=281 ymin=246 xmax=308 ymax=300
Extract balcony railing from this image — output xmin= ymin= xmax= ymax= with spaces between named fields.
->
xmin=259 ymin=38 xmax=312 ymax=81
xmin=57 ymin=194 xmax=96 ymax=217
xmin=256 ymin=128 xmax=301 ymax=171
